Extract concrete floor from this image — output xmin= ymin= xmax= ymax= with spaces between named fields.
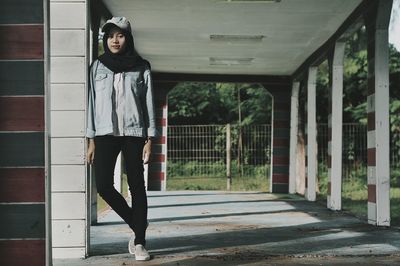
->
xmin=54 ymin=191 xmax=400 ymax=265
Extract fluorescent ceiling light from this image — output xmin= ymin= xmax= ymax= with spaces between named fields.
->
xmin=210 ymin=34 xmax=265 ymax=42
xmin=210 ymin=57 xmax=254 ymax=65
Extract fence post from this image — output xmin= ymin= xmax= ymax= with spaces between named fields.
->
xmin=226 ymin=124 xmax=232 ymax=190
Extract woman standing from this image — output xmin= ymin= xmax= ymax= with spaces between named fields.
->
xmin=86 ymin=16 xmax=156 ymax=261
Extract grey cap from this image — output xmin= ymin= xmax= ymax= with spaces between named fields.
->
xmin=101 ymin=17 xmax=132 ymax=33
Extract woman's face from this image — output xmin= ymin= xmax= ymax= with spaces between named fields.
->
xmin=107 ymin=27 xmax=126 ymax=54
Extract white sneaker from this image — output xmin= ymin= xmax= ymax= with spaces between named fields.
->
xmin=134 ymin=244 xmax=150 ymax=261
xmin=128 ymin=234 xmax=135 ymax=255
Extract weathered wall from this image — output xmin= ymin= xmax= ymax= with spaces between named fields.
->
xmin=0 ymin=0 xmax=47 ymax=265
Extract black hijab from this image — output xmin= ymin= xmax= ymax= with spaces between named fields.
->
xmin=98 ymin=27 xmax=150 ymax=73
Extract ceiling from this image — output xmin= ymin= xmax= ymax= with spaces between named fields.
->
xmin=101 ymin=0 xmax=362 ymax=76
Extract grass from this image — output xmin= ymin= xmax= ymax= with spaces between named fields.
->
xmin=167 ymin=175 xmax=269 ymax=192
xmin=317 ymin=166 xmax=400 ymax=226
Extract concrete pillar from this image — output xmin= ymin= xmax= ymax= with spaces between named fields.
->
xmin=289 ymin=82 xmax=300 ymax=194
xmin=148 ymin=81 xmax=177 ymax=191
xmin=365 ymin=0 xmax=392 ymax=226
xmin=50 ymin=0 xmax=90 ymax=258
xmin=306 ymin=67 xmax=318 ymax=201
xmin=327 ymin=41 xmax=345 ymax=210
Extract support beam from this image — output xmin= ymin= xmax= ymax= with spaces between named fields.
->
xmin=328 ymin=41 xmax=345 ymax=210
xmin=365 ymin=0 xmax=392 ymax=226
xmin=306 ymin=67 xmax=317 ymax=201
xmin=289 ymin=82 xmax=300 ymax=194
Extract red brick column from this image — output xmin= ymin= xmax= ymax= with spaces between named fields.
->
xmin=264 ymin=84 xmax=291 ymax=193
xmin=148 ymin=81 xmax=177 ymax=190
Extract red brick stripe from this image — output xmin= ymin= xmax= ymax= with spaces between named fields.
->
xmin=148 ymin=171 xmax=165 ymax=181
xmin=327 ymin=181 xmax=331 ymax=196
xmin=368 ymin=184 xmax=376 ymax=203
xmin=273 ymin=120 xmax=289 ymax=129
xmin=273 ymin=138 xmax=289 ymax=147
xmin=155 ymin=118 xmax=167 ymax=127
xmin=153 ymin=136 xmax=166 ymax=145
xmin=0 ymin=240 xmax=45 ymax=266
xmin=152 ymin=154 xmax=165 ymax=163
xmin=273 ymin=156 xmax=289 ymax=165
xmin=0 ymin=25 xmax=43 ymax=60
xmin=0 ymin=97 xmax=44 ymax=131
xmin=272 ymin=173 xmax=288 ymax=183
xmin=367 ymin=148 xmax=376 ymax=166
xmin=367 ymin=112 xmax=375 ymax=131
xmin=0 ymin=168 xmax=44 ymax=202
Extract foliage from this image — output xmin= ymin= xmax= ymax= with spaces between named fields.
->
xmin=168 ymin=83 xmax=272 ymax=125
xmin=315 ymin=27 xmax=400 ymax=124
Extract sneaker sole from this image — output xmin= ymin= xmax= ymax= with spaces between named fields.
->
xmin=135 ymin=255 xmax=150 ymax=261
xmin=128 ymin=243 xmax=135 ymax=255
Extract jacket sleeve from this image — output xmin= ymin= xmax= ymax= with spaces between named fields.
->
xmin=143 ymin=67 xmax=158 ymax=138
xmin=86 ymin=61 xmax=96 ymax=139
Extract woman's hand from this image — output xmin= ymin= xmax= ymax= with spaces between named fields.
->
xmin=143 ymin=139 xmax=152 ymax=164
xmin=87 ymin=139 xmax=95 ymax=165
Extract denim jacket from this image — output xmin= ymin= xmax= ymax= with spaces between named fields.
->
xmin=86 ymin=60 xmax=157 ymax=139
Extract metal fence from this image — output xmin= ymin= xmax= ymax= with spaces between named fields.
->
xmin=318 ymin=123 xmax=400 ymax=178
xmin=168 ymin=123 xmax=400 ymax=179
xmin=167 ymin=124 xmax=271 ymax=179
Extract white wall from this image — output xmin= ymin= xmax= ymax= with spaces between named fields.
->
xmin=50 ymin=0 xmax=89 ymax=259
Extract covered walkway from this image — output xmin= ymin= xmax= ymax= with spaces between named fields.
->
xmin=55 ymin=191 xmax=400 ymax=265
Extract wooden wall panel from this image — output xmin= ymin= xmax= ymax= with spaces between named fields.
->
xmin=51 ymin=138 xmax=85 ymax=165
xmin=50 ymin=2 xmax=87 ymax=29
xmin=52 ymin=220 xmax=85 ymax=247
xmin=52 ymin=193 xmax=86 ymax=220
xmin=0 ymin=240 xmax=45 ymax=266
xmin=0 ymin=204 xmax=45 ymax=238
xmin=0 ymin=168 xmax=44 ymax=202
xmin=51 ymin=57 xmax=85 ymax=83
xmin=50 ymin=84 xmax=85 ymax=110
xmin=0 ymin=133 xmax=44 ymax=167
xmin=0 ymin=0 xmax=48 ymax=263
xmin=51 ymin=111 xmax=85 ymax=137
xmin=0 ymin=97 xmax=44 ymax=131
xmin=51 ymin=30 xmax=85 ymax=56
xmin=0 ymin=25 xmax=43 ymax=60
xmin=0 ymin=61 xmax=44 ymax=96
xmin=51 ymin=165 xmax=85 ymax=192
xmin=0 ymin=0 xmax=43 ymax=24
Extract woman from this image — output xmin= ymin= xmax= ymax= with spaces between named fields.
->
xmin=86 ymin=16 xmax=156 ymax=261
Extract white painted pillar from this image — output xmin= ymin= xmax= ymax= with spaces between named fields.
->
xmin=306 ymin=67 xmax=317 ymax=201
xmin=50 ymin=0 xmax=89 ymax=259
xmin=367 ymin=0 xmax=392 ymax=226
xmin=289 ymin=82 xmax=300 ymax=194
xmin=328 ymin=41 xmax=345 ymax=210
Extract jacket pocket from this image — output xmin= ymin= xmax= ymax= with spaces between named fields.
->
xmin=95 ymin=73 xmax=108 ymax=91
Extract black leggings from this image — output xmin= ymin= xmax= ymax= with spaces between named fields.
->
xmin=94 ymin=135 xmax=147 ymax=246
